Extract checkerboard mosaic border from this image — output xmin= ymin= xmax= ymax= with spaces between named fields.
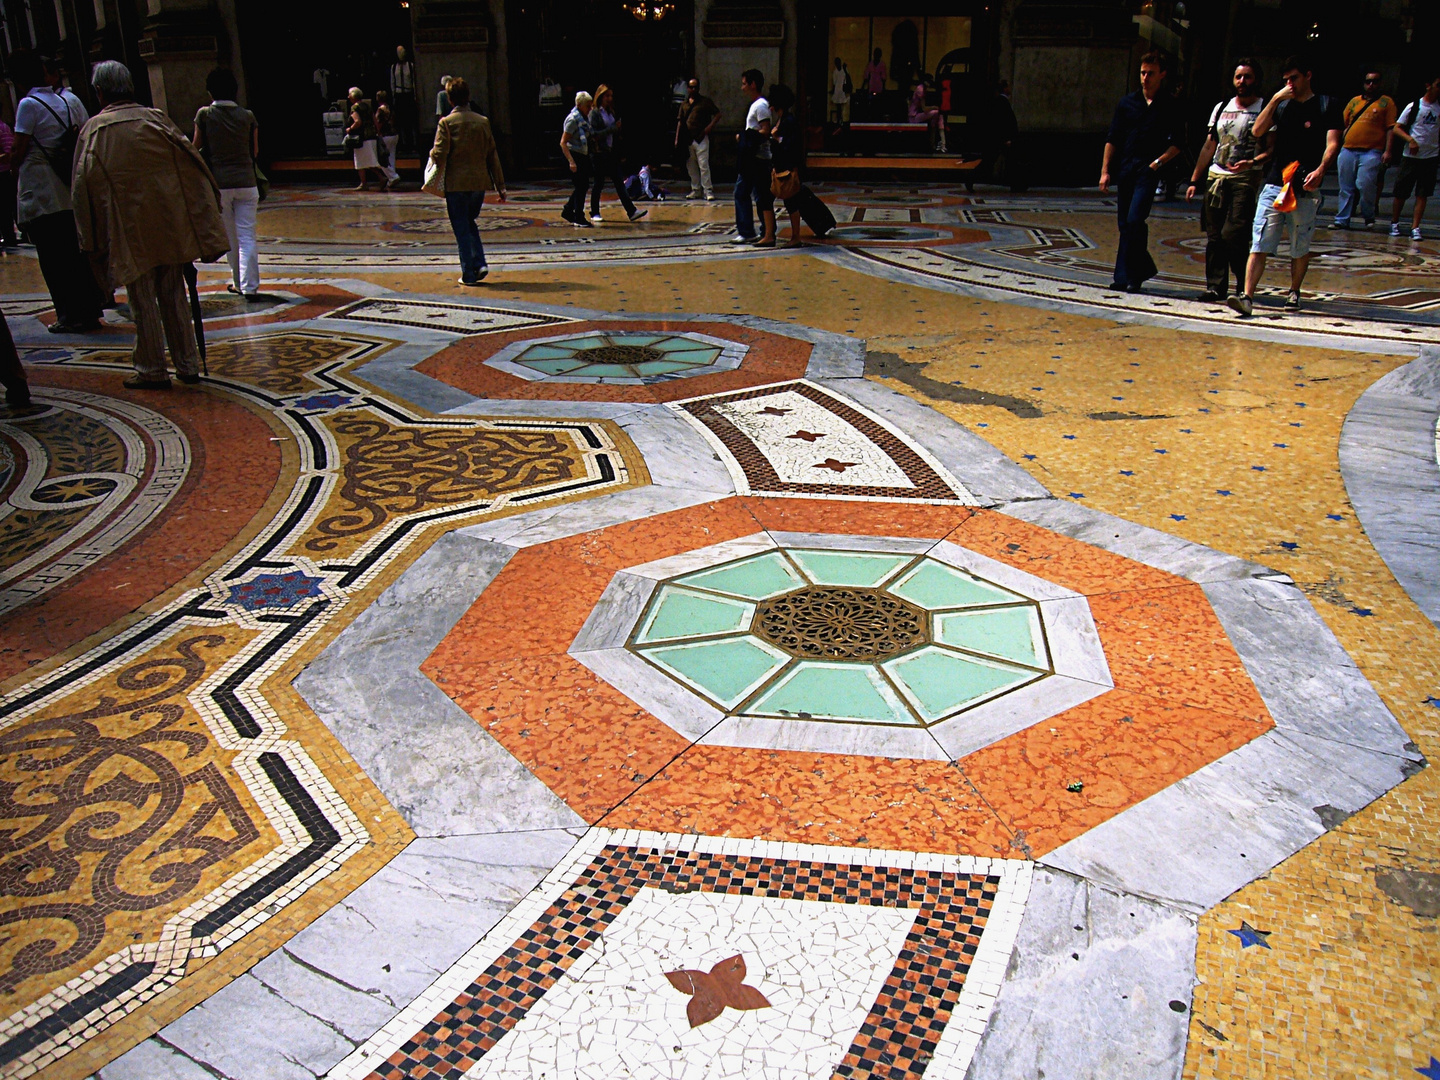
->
xmin=332 ymin=831 xmax=1031 ymax=1080
xmin=673 ymin=380 xmax=974 ymax=503
xmin=0 ymin=330 xmax=641 ymax=1078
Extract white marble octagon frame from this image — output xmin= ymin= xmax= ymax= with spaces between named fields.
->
xmin=569 ymin=531 xmax=1113 ymax=761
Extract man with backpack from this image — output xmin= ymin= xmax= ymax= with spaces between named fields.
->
xmin=9 ymin=52 xmax=103 ymax=334
xmin=1387 ymin=72 xmax=1440 ymax=241
xmin=1228 ymin=55 xmax=1342 ymax=316
xmin=1186 ymin=59 xmax=1268 ymax=302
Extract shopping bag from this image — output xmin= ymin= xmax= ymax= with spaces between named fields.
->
xmin=1273 ymin=161 xmax=1300 ymax=213
xmin=422 ymin=156 xmax=445 ymax=197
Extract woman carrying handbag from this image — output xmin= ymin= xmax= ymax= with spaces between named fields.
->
xmin=768 ymin=85 xmax=834 ymax=246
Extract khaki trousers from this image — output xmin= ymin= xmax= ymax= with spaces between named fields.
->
xmin=127 ymin=264 xmax=198 ymax=380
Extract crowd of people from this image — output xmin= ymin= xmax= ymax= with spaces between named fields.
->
xmin=1 ymin=48 xmax=1436 ymax=401
xmin=1 ymin=53 xmax=253 ymax=391
xmin=1104 ymin=51 xmax=1437 ymax=314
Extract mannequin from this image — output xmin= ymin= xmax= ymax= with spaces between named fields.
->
xmin=390 ymin=45 xmax=418 ymax=150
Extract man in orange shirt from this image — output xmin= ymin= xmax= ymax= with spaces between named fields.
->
xmin=1331 ymin=69 xmax=1397 ymax=229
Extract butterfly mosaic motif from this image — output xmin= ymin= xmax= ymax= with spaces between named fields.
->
xmin=663 ymin=954 xmax=772 ymax=1028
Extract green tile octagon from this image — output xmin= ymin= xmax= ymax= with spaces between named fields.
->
xmin=629 ymin=547 xmax=1056 ymax=726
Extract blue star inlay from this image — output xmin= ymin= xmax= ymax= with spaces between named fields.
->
xmin=1217 ymin=490 xmax=1232 ymax=496
xmin=1353 ymin=608 xmax=1374 ymax=617
xmin=1023 ymin=454 xmax=1037 ymax=460
xmin=1119 ymin=470 xmax=1134 ymax=476
xmin=1279 ymin=541 xmax=1298 ymax=550
xmin=1112 ymin=396 xmax=1124 ymax=401
xmin=1416 ymin=1057 xmax=1440 ymax=1080
xmin=293 ymin=393 xmax=355 ymax=412
xmin=1046 ymin=370 xmax=1056 ymax=375
xmin=1424 ymin=697 xmax=1440 ymax=709
xmin=1063 ymin=435 xmax=1077 ymax=440
xmin=227 ymin=571 xmax=324 ymax=612
xmin=1252 ymin=466 xmax=1267 ymax=472
xmin=1068 ymin=492 xmax=1085 ymax=499
xmin=1154 ymin=449 xmax=1167 ymax=454
xmin=1170 ymin=514 xmax=1186 ymax=521
xmin=1198 ymin=408 xmax=1211 ymax=413
xmin=1180 ymin=428 xmax=1192 ymax=433
xmin=1273 ymin=443 xmax=1288 ymax=449
xmin=1327 ymin=514 xmax=1343 ymax=521
xmin=1227 ymin=921 xmax=1271 ymax=949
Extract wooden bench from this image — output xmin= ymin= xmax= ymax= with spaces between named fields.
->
xmin=847 ymin=122 xmax=933 ymax=154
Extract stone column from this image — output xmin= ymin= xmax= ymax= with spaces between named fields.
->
xmin=411 ymin=0 xmax=495 ymax=146
xmin=697 ymin=0 xmax=787 ymax=135
xmin=139 ymin=0 xmax=244 ymax=124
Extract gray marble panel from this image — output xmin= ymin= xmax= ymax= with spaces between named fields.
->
xmin=459 ymin=484 xmax=734 ymax=548
xmin=1038 ymin=595 xmax=1114 ymax=686
xmin=570 ymin=646 xmax=723 ymax=741
xmin=128 ymin=971 xmax=357 ymax=1080
xmin=101 ymin=831 xmax=582 ymax=1080
xmin=765 ymin=531 xmax=937 ymax=555
xmin=927 ymin=539 xmax=1079 ymax=602
xmin=570 ymin=572 xmax=656 ymax=652
xmin=997 ymin=498 xmax=1274 ymax=585
xmin=623 ymin=532 xmax=776 ymax=580
xmin=1201 ymin=576 xmax=1420 ymax=759
xmin=96 ymin=1037 xmax=217 ymax=1080
xmin=804 ymin=336 xmax=868 ymax=380
xmin=616 ymin=404 xmax=738 ymax=495
xmin=698 ymin=714 xmax=948 ymax=759
xmin=932 ymin=675 xmax=1110 ymax=762
xmin=965 ymin=867 xmax=1196 ymax=1080
xmin=347 ymin=341 xmax=483 ymax=416
xmin=296 ymin=532 xmax=584 ymax=837
xmin=814 ymin=377 xmax=1049 ymax=505
xmin=441 ymin=398 xmax=651 ymax=420
xmin=1338 ymin=349 xmax=1440 ymax=627
xmin=1040 ymin=729 xmax=1420 ymax=912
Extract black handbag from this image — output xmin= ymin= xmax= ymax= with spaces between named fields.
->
xmin=342 ymin=133 xmax=362 ymax=151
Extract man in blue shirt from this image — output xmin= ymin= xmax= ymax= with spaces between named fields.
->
xmin=559 ymin=91 xmax=593 ymax=227
xmin=1099 ymin=52 xmax=1181 ymax=293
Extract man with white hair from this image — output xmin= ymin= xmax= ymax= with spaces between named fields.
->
xmin=559 ymin=90 xmax=594 ymax=227
xmin=72 ymin=60 xmax=229 ymax=389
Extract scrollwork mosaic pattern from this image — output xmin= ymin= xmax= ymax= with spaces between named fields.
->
xmin=0 ymin=324 xmax=642 ymax=1078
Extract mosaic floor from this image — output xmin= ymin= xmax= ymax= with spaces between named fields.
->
xmin=0 ymin=180 xmax=1436 ymax=1080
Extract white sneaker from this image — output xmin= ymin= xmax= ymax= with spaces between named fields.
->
xmin=1389 ymin=222 xmax=1403 ymax=237
xmin=684 ymin=192 xmax=702 ymax=201
xmin=588 ymin=214 xmax=603 ymax=223
xmin=628 ymin=208 xmax=648 ymax=222
xmin=705 ymin=194 xmax=716 ymax=202
xmin=1412 ymin=227 xmax=1424 ymax=241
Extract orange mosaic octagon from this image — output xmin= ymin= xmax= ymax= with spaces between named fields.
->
xmin=422 ymin=497 xmax=1273 ymax=859
xmin=415 ymin=319 xmax=813 ymax=404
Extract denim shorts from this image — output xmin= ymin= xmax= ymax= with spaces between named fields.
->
xmin=1250 ymin=184 xmax=1320 ymax=258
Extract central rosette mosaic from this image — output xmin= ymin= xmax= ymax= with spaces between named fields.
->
xmin=627 ymin=547 xmax=1054 ymax=727
xmin=754 ymin=586 xmax=927 ymax=661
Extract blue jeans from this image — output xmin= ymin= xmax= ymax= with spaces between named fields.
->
xmin=1113 ymin=169 xmax=1158 ymax=287
xmin=1334 ymin=147 xmax=1383 ymax=225
xmin=445 ymin=190 xmax=487 ymax=280
xmin=733 ymin=160 xmax=774 ymax=239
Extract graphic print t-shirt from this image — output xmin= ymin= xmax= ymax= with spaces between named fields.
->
xmin=1207 ymin=97 xmax=1264 ymax=179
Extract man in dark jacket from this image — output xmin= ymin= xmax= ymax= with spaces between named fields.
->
xmin=1099 ymin=52 xmax=1181 ymax=293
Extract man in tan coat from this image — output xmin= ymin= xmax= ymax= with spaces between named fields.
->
xmin=73 ymin=61 xmax=229 ymax=388
xmin=429 ymin=77 xmax=505 ymax=285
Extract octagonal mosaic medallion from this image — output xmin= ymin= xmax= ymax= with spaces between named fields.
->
xmin=573 ymin=532 xmax=1113 ymax=761
xmin=629 ymin=548 xmax=1053 ymax=730
xmin=485 ymin=330 xmax=746 ymax=385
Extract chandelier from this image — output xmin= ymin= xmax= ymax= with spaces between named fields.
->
xmin=624 ymin=0 xmax=674 ymax=19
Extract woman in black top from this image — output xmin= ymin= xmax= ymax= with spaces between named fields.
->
xmin=767 ymin=84 xmax=804 ymax=247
